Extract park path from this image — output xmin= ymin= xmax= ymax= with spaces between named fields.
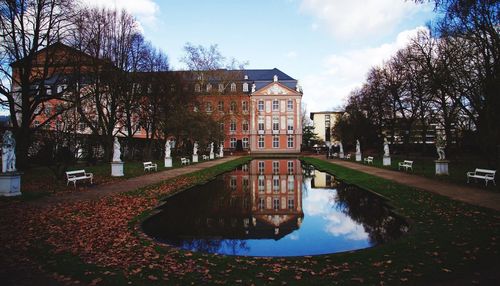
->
xmin=314 ymin=156 xmax=500 ymax=212
xmin=31 ymin=156 xmax=241 ymax=206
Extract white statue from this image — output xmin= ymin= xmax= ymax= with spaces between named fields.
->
xmin=165 ymin=139 xmax=171 ymax=158
xmin=193 ymin=142 xmax=198 ymax=155
xmin=339 ymin=141 xmax=344 ymax=154
xmin=210 ymin=142 xmax=214 ymax=154
xmin=251 ymin=84 xmax=256 ymax=93
xmin=2 ymin=131 xmax=16 ymax=173
xmin=356 ymin=139 xmax=360 ymax=154
xmin=219 ymin=142 xmax=224 ymax=156
xmin=436 ymin=135 xmax=446 ymax=160
xmin=273 ymin=75 xmax=278 ymax=82
xmin=383 ymin=138 xmax=390 ymax=157
xmin=112 ymin=137 xmax=122 ymax=162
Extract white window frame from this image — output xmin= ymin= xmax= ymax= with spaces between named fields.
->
xmin=242 ymin=137 xmax=249 ymax=148
xmin=273 ymin=135 xmax=279 ymax=148
xmin=243 ymin=82 xmax=249 ymax=92
xmin=272 ymin=100 xmax=279 ymax=111
xmin=230 ymin=82 xmax=236 ymax=92
xmin=258 ymin=135 xmax=265 ymax=148
xmin=230 ymin=137 xmax=237 ymax=148
xmin=287 ymin=100 xmax=293 ymax=111
xmin=258 ymin=100 xmax=264 ymax=111
xmin=287 ymin=135 xmax=294 ymax=148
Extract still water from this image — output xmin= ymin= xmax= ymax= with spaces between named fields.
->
xmin=142 ymin=159 xmax=408 ymax=257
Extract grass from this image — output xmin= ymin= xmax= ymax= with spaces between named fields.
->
xmin=340 ymin=153 xmax=499 ymax=191
xmin=4 ymin=156 xmax=499 ymax=285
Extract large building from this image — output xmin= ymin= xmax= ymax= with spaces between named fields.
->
xmin=310 ymin=111 xmax=343 ymax=144
xmin=11 ymin=43 xmax=303 ymax=155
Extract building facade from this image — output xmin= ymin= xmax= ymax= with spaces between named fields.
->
xmin=310 ymin=111 xmax=343 ymax=144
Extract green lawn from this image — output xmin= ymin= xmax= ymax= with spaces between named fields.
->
xmin=5 ymin=158 xmax=500 ymax=285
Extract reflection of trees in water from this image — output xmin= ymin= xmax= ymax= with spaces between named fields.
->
xmin=182 ymin=239 xmax=250 ymax=255
xmin=334 ymin=181 xmax=409 ymax=245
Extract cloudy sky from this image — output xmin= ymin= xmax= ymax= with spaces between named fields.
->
xmin=82 ymin=0 xmax=435 ymax=114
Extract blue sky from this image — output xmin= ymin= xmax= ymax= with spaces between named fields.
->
xmin=84 ymin=0 xmax=436 ymax=114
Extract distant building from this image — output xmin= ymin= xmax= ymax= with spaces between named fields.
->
xmin=309 ymin=111 xmax=344 ymax=144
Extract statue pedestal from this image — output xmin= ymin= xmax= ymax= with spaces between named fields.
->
xmin=339 ymin=152 xmax=344 ymax=159
xmin=356 ymin=153 xmax=362 ymax=162
xmin=383 ymin=156 xmax=391 ymax=166
xmin=210 ymin=152 xmax=214 ymax=160
xmin=0 ymin=173 xmax=22 ymax=197
xmin=192 ymin=154 xmax=198 ymax=163
xmin=111 ymin=161 xmax=124 ymax=177
xmin=164 ymin=157 xmax=172 ymax=168
xmin=435 ymin=160 xmax=449 ymax=176
xmin=219 ymin=151 xmax=224 ymax=158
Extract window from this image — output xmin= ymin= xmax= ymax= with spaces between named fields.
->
xmin=194 ymin=83 xmax=201 ymax=92
xmin=230 ymin=120 xmax=236 ymax=132
xmin=287 ymin=100 xmax=293 ymax=111
xmin=206 ymin=83 xmax=212 ymax=92
xmin=243 ymin=177 xmax=249 ymax=189
xmin=258 ymin=100 xmax=264 ymax=111
xmin=258 ymin=161 xmax=265 ymax=173
xmin=258 ymin=135 xmax=265 ymax=148
xmin=287 ymin=117 xmax=294 ymax=131
xmin=218 ymin=83 xmax=224 ymax=92
xmin=272 ymin=116 xmax=279 ymax=131
xmin=218 ymin=101 xmax=224 ymax=112
xmin=230 ymin=101 xmax=237 ymax=112
xmin=242 ymin=101 xmax=248 ymax=112
xmin=242 ymin=137 xmax=249 ymax=148
xmin=242 ymin=120 xmax=249 ymax=132
xmin=230 ymin=137 xmax=237 ymax=148
xmin=205 ymin=102 xmax=212 ymax=112
xmin=273 ymin=198 xmax=280 ymax=210
xmin=230 ymin=176 xmax=237 ymax=189
xmin=57 ymin=84 xmax=67 ymax=93
xmin=230 ymin=82 xmax=236 ymax=92
xmin=258 ymin=175 xmax=265 ymax=192
xmin=272 ymin=161 xmax=279 ymax=174
xmin=272 ymin=100 xmax=279 ymax=111
xmin=287 ymin=175 xmax=295 ymax=191
xmin=273 ymin=135 xmax=279 ymax=148
xmin=273 ymin=176 xmax=280 ymax=192
xmin=45 ymin=85 xmax=52 ymax=95
xmin=258 ymin=117 xmax=264 ymax=131
xmin=287 ymin=161 xmax=294 ymax=174
xmin=219 ymin=122 xmax=224 ymax=132
xmin=193 ymin=103 xmax=199 ymax=112
xmin=258 ymin=197 xmax=265 ymax=209
xmin=288 ymin=198 xmax=295 ymax=210
xmin=287 ymin=135 xmax=294 ymax=148
xmin=243 ymin=82 xmax=249 ymax=92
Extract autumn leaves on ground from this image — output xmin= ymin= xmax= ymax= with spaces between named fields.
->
xmin=1 ymin=157 xmax=499 ymax=285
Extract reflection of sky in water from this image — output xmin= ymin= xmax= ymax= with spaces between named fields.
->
xmin=181 ymin=175 xmax=372 ymax=257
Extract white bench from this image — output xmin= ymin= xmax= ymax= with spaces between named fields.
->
xmin=181 ymin=157 xmax=190 ymax=165
xmin=467 ymin=168 xmax=496 ymax=186
xmin=202 ymin=155 xmax=208 ymax=160
xmin=345 ymin=154 xmax=351 ymax=160
xmin=364 ymin=156 xmax=374 ymax=164
xmin=143 ymin=161 xmax=157 ymax=172
xmin=66 ymin=170 xmax=93 ymax=187
xmin=398 ymin=160 xmax=413 ymax=171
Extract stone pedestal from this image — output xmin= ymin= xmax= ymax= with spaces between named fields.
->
xmin=210 ymin=152 xmax=214 ymax=160
xmin=219 ymin=151 xmax=224 ymax=158
xmin=339 ymin=152 xmax=344 ymax=159
xmin=0 ymin=173 xmax=22 ymax=197
xmin=164 ymin=157 xmax=172 ymax=168
xmin=111 ymin=161 xmax=124 ymax=177
xmin=192 ymin=154 xmax=198 ymax=163
xmin=383 ymin=155 xmax=391 ymax=166
xmin=356 ymin=153 xmax=362 ymax=162
xmin=435 ymin=160 xmax=449 ymax=175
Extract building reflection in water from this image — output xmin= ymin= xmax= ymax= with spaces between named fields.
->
xmin=142 ymin=159 xmax=408 ymax=257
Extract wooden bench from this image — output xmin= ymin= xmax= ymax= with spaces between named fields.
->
xmin=364 ymin=156 xmax=374 ymax=164
xmin=467 ymin=168 xmax=496 ymax=186
xmin=66 ymin=170 xmax=93 ymax=187
xmin=181 ymin=157 xmax=190 ymax=165
xmin=398 ymin=160 xmax=413 ymax=171
xmin=143 ymin=161 xmax=157 ymax=172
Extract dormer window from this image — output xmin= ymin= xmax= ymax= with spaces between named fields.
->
xmin=45 ymin=85 xmax=52 ymax=95
xmin=243 ymin=82 xmax=249 ymax=92
xmin=194 ymin=83 xmax=201 ymax=92
xmin=230 ymin=82 xmax=236 ymax=92
xmin=206 ymin=83 xmax=212 ymax=92
xmin=244 ymin=75 xmax=248 ymax=80
xmin=218 ymin=83 xmax=224 ymax=92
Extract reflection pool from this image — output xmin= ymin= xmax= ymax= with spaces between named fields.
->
xmin=142 ymin=159 xmax=408 ymax=257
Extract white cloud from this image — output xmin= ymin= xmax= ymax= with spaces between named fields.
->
xmin=285 ymin=51 xmax=298 ymax=59
xmin=300 ymin=0 xmax=430 ymax=40
xmin=80 ymin=0 xmax=160 ymax=29
xmin=301 ymin=26 xmax=428 ymax=113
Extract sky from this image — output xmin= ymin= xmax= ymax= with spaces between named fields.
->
xmin=81 ymin=0 xmax=436 ymax=114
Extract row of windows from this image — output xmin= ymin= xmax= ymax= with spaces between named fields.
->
xmin=257 ymin=100 xmax=294 ymax=112
xmin=257 ymin=135 xmax=294 ymax=148
xmin=195 ymin=82 xmax=252 ymax=93
xmin=201 ymin=100 xmax=249 ymax=113
xmin=257 ymin=197 xmax=296 ymax=211
xmin=258 ymin=161 xmax=295 ymax=174
xmin=257 ymin=117 xmax=295 ymax=131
